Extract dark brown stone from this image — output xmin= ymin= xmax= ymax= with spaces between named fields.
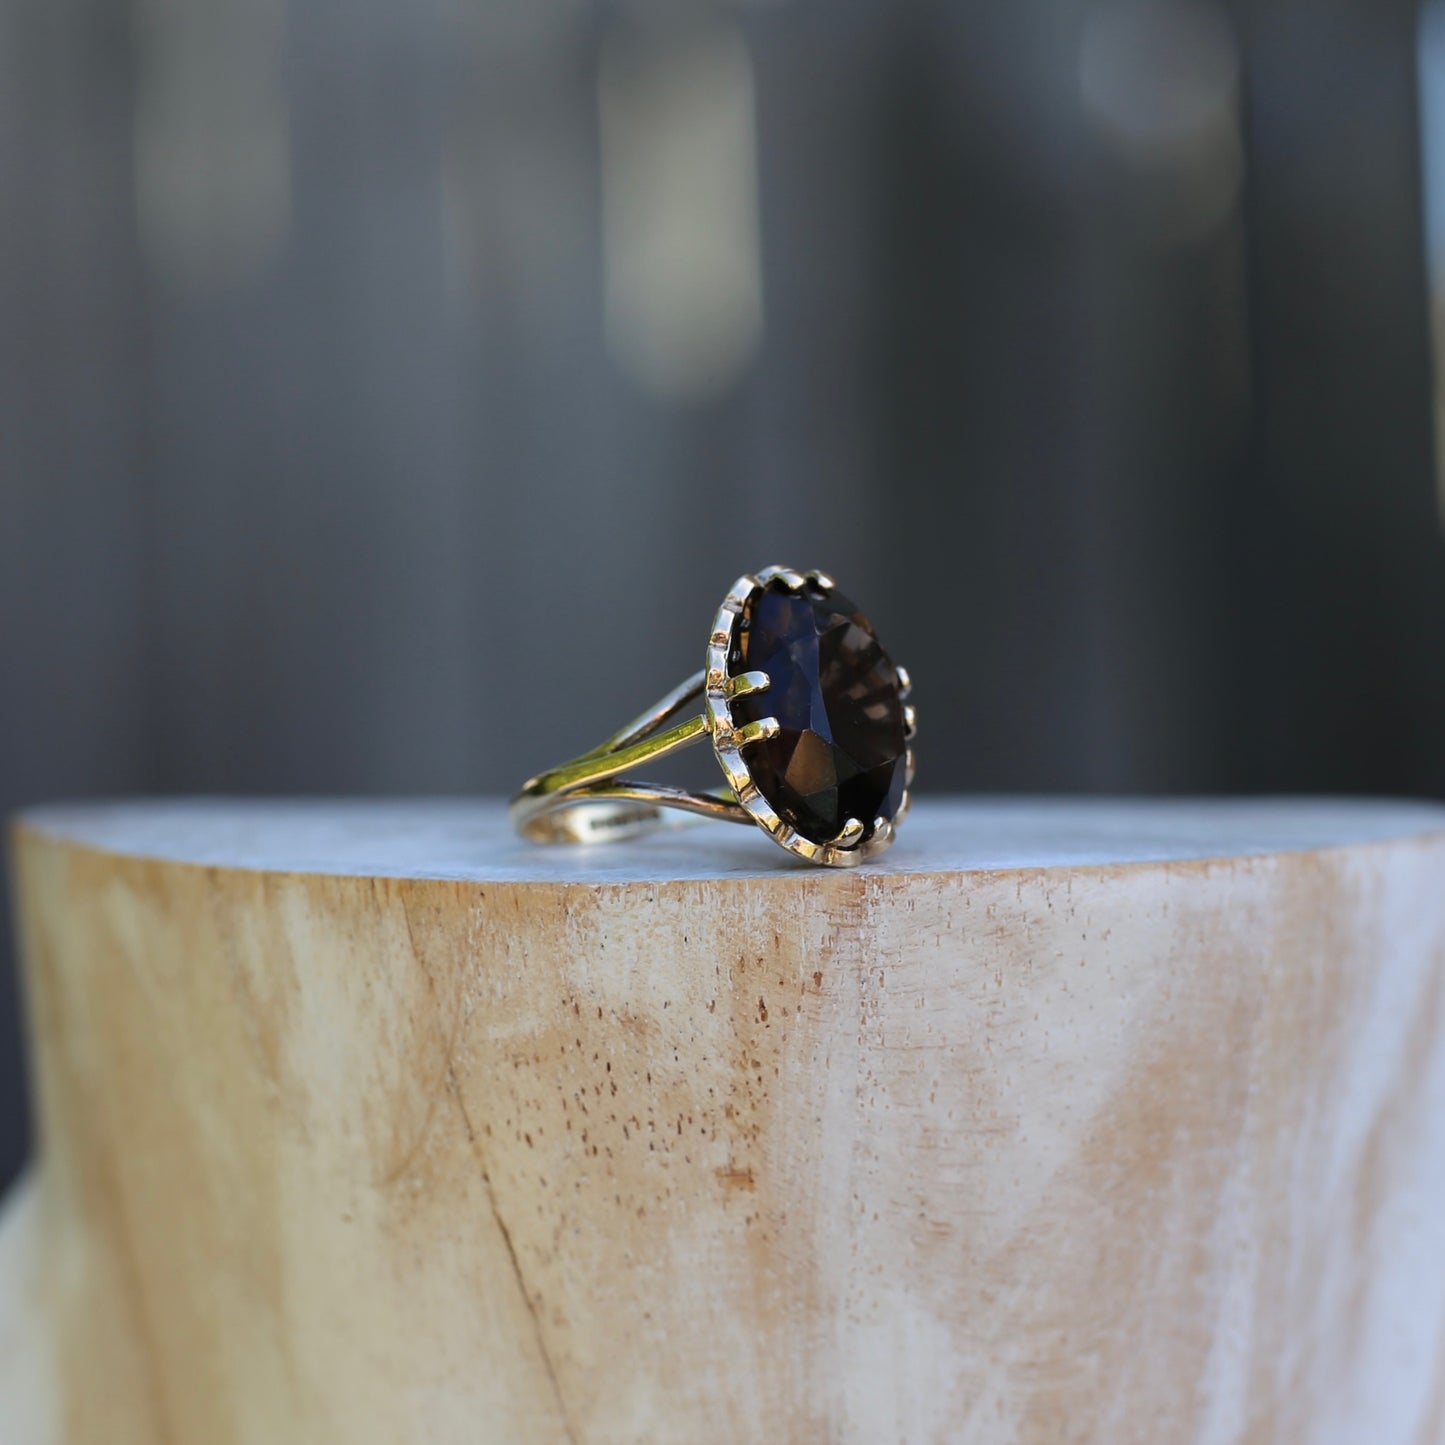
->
xmin=729 ymin=578 xmax=907 ymax=845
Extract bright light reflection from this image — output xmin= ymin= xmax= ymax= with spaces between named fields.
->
xmin=133 ymin=0 xmax=291 ymax=295
xmin=598 ymin=16 xmax=764 ymax=403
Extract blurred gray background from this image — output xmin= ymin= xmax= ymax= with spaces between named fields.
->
xmin=5 ymin=0 xmax=1445 ymax=1191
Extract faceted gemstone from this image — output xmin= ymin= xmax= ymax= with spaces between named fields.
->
xmin=729 ymin=578 xmax=908 ymax=845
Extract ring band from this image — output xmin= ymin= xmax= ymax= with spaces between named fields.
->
xmin=510 ymin=566 xmax=916 ymax=867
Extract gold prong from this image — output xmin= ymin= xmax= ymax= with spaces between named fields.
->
xmin=735 ymin=717 xmax=781 ymax=747
xmin=808 ymin=569 xmax=836 ymax=591
xmin=903 ymin=704 xmax=917 ymax=739
xmin=721 ymin=577 xmax=758 ymax=618
xmin=905 ymin=748 xmax=916 ymax=786
xmin=758 ymin=565 xmax=808 ymax=591
xmin=725 ymin=670 xmax=770 ymax=700
xmin=872 ymin=817 xmax=895 ymax=846
xmin=831 ymin=817 xmax=866 ymax=848
xmin=894 ymin=790 xmax=912 ymax=826
xmin=895 ymin=665 xmax=912 ymax=698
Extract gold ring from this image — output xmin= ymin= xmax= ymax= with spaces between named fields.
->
xmin=510 ymin=566 xmax=916 ymax=867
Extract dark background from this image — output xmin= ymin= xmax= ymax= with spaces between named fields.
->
xmin=4 ymin=0 xmax=1445 ymax=1194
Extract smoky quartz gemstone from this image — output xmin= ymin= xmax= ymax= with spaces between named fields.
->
xmin=729 ymin=579 xmax=908 ymax=846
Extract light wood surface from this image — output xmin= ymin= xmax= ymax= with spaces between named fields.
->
xmin=5 ymin=797 xmax=1445 ymax=1444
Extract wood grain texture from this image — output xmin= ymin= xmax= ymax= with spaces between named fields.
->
xmin=5 ymin=798 xmax=1445 ymax=1444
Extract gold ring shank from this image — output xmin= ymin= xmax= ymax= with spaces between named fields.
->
xmin=508 ymin=671 xmax=752 ymax=846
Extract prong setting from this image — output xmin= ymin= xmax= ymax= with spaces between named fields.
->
xmin=903 ymin=704 xmax=917 ymax=739
xmin=734 ymin=717 xmax=781 ymax=747
xmin=757 ymin=565 xmax=809 ymax=591
xmin=725 ymin=670 xmax=770 ymax=700
xmin=895 ymin=665 xmax=912 ymax=699
xmin=705 ymin=566 xmax=912 ymax=868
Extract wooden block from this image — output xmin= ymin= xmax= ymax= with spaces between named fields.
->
xmin=5 ymin=798 xmax=1445 ymax=1443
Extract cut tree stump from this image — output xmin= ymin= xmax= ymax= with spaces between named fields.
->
xmin=5 ymin=798 xmax=1445 ymax=1444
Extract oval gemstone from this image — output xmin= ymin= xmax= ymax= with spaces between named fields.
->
xmin=729 ymin=578 xmax=908 ymax=845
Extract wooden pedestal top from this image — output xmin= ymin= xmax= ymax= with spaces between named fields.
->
xmin=5 ymin=797 xmax=1445 ymax=1444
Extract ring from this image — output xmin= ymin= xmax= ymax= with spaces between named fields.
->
xmin=510 ymin=566 xmax=916 ymax=866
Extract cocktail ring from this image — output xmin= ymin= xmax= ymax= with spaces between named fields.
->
xmin=510 ymin=566 xmax=916 ymax=866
